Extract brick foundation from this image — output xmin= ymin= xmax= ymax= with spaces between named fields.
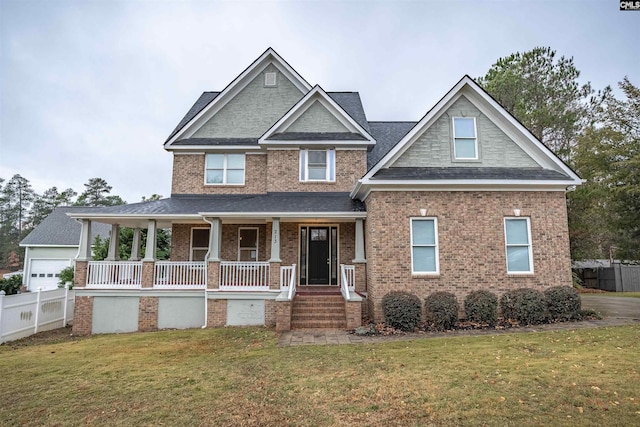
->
xmin=138 ymin=297 xmax=158 ymax=332
xmin=74 ymin=261 xmax=88 ymax=288
xmin=265 ymin=299 xmax=276 ymax=327
xmin=207 ymin=299 xmax=227 ymax=327
xmin=345 ymin=300 xmax=362 ymax=329
xmin=72 ymin=296 xmax=93 ymax=335
xmin=275 ymin=301 xmax=292 ymax=332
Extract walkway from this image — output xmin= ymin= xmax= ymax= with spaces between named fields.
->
xmin=580 ymin=294 xmax=640 ymax=319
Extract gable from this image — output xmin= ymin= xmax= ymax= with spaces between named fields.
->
xmin=284 ymin=100 xmax=350 ymax=133
xmin=391 ymin=95 xmax=539 ymax=168
xmin=192 ymin=63 xmax=304 ymax=139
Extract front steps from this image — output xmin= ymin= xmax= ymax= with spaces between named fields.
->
xmin=291 ymin=294 xmax=347 ymax=329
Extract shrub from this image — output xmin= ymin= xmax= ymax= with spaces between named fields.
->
xmin=0 ymin=275 xmax=23 ymax=295
xmin=500 ymin=288 xmax=547 ymax=325
xmin=425 ymin=291 xmax=459 ymax=330
xmin=545 ymin=286 xmax=581 ymax=321
xmin=382 ymin=291 xmax=422 ymax=331
xmin=58 ymin=266 xmax=75 ymax=289
xmin=464 ymin=290 xmax=498 ymax=326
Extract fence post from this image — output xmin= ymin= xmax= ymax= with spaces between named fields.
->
xmin=34 ymin=288 xmax=42 ymax=334
xmin=63 ymin=283 xmax=70 ymax=326
xmin=0 ymin=291 xmax=5 ymax=337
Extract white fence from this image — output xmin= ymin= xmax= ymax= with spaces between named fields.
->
xmin=154 ymin=261 xmax=207 ymax=289
xmin=219 ymin=261 xmax=270 ymax=291
xmin=0 ymin=287 xmax=75 ymax=344
xmin=87 ymin=261 xmax=142 ymax=288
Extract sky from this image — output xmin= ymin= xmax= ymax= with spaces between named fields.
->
xmin=1 ymin=0 xmax=638 ymax=203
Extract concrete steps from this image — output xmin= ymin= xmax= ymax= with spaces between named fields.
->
xmin=291 ymin=294 xmax=346 ymax=329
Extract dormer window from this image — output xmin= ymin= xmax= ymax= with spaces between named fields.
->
xmin=299 ymin=149 xmax=335 ymax=182
xmin=453 ymin=117 xmax=478 ymax=160
xmin=205 ymin=153 xmax=245 ymax=185
xmin=264 ymin=72 xmax=277 ymax=87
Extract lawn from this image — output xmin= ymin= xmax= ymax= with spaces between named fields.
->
xmin=1 ymin=326 xmax=639 ymax=426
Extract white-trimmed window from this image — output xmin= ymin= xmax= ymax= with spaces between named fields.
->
xmin=452 ymin=117 xmax=478 ymax=160
xmin=299 ymin=149 xmax=335 ymax=182
xmin=410 ymin=218 xmax=439 ymax=274
xmin=191 ymin=228 xmax=210 ymax=261
xmin=205 ymin=153 xmax=245 ymax=185
xmin=238 ymin=227 xmax=258 ymax=261
xmin=504 ymin=218 xmax=533 ymax=274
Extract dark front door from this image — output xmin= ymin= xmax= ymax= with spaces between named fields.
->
xmin=308 ymin=227 xmax=330 ymax=284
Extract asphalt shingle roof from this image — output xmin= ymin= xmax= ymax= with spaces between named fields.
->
xmin=366 ymin=121 xmax=417 ymax=170
xmin=165 ymin=91 xmax=220 ymax=142
xmin=20 ymin=207 xmax=111 ymax=246
xmin=266 ymin=132 xmax=368 ymax=141
xmin=69 ymin=193 xmax=366 ymax=216
xmin=371 ymin=167 xmax=570 ymax=181
xmin=172 ymin=138 xmax=258 ymax=146
xmin=327 ymin=92 xmax=371 ymax=133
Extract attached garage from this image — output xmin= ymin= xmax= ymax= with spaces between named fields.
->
xmin=28 ymin=259 xmax=71 ymax=291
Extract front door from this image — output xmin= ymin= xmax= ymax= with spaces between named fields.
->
xmin=300 ymin=226 xmax=338 ymax=285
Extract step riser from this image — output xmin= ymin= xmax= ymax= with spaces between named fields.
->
xmin=291 ymin=295 xmax=347 ymax=329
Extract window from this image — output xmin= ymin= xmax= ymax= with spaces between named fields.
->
xmin=238 ymin=228 xmax=258 ymax=261
xmin=410 ymin=218 xmax=439 ymax=274
xmin=452 ymin=117 xmax=478 ymax=160
xmin=191 ymin=228 xmax=210 ymax=261
xmin=299 ymin=149 xmax=335 ymax=182
xmin=205 ymin=154 xmax=245 ymax=185
xmin=504 ymin=218 xmax=533 ymax=274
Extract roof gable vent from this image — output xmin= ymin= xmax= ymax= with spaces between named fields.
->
xmin=264 ymin=72 xmax=277 ymax=87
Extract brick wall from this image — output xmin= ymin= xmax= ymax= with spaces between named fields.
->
xmin=138 ymin=297 xmax=158 ymax=332
xmin=275 ymin=301 xmax=292 ymax=332
xmin=171 ymin=224 xmax=193 ymax=261
xmin=207 ymin=299 xmax=227 ymax=327
xmin=74 ymin=261 xmax=88 ymax=288
xmin=72 ymin=296 xmax=93 ymax=335
xmin=266 ymin=149 xmax=366 ymax=192
xmin=172 ymin=223 xmax=268 ymax=262
xmin=265 ymin=299 xmax=276 ymax=327
xmin=365 ymin=191 xmax=572 ymax=322
xmin=171 ymin=153 xmax=267 ymax=195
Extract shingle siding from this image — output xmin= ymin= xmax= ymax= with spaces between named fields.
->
xmin=392 ymin=96 xmax=539 ymax=168
xmin=285 ymin=100 xmax=350 ymax=133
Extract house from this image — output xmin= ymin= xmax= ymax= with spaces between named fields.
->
xmin=20 ymin=206 xmax=110 ymax=291
xmin=67 ymin=48 xmax=581 ymax=335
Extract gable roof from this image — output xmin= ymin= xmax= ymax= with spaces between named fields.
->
xmin=166 ymin=92 xmax=220 ymax=142
xmin=259 ymin=85 xmax=376 ymax=145
xmin=165 ymin=48 xmax=311 ymax=148
xmin=20 ymin=207 xmax=111 ymax=247
xmin=367 ymin=121 xmax=417 ymax=170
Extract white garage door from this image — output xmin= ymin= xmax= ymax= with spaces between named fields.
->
xmin=29 ymin=260 xmax=71 ymax=291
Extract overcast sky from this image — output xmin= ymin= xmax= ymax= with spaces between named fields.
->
xmin=1 ymin=0 xmax=638 ymax=203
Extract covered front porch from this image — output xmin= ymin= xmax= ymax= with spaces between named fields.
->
xmin=69 ymin=197 xmax=366 ymax=333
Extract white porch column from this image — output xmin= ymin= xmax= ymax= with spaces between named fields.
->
xmin=130 ymin=227 xmax=142 ymax=261
xmin=206 ymin=217 xmax=221 ymax=261
xmin=269 ymin=218 xmax=281 ymax=262
xmin=76 ymin=219 xmax=92 ymax=261
xmin=142 ymin=220 xmax=157 ymax=261
xmin=353 ymin=218 xmax=366 ymax=262
xmin=106 ymin=224 xmax=120 ymax=261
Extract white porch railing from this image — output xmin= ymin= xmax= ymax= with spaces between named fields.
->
xmin=219 ymin=261 xmax=270 ymax=291
xmin=154 ymin=261 xmax=207 ymax=289
xmin=87 ymin=261 xmax=142 ymax=288
xmin=340 ymin=264 xmax=355 ymax=301
xmin=280 ymin=264 xmax=297 ymax=300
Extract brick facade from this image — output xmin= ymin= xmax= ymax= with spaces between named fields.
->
xmin=74 ymin=260 xmax=88 ymax=288
xmin=364 ymin=191 xmax=572 ymax=322
xmin=138 ymin=297 xmax=158 ymax=332
xmin=207 ymin=299 xmax=227 ymax=327
xmin=275 ymin=301 xmax=292 ymax=332
xmin=72 ymin=296 xmax=93 ymax=335
xmin=265 ymin=299 xmax=276 ymax=327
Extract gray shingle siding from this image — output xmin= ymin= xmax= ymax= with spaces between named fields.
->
xmin=285 ymin=100 xmax=350 ymax=133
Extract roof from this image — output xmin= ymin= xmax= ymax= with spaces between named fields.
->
xmin=171 ymin=137 xmax=258 ymax=146
xmin=371 ymin=167 xmax=570 ymax=181
xmin=166 ymin=92 xmax=220 ymax=142
xmin=366 ymin=121 xmax=416 ymax=170
xmin=69 ymin=193 xmax=366 ymax=216
xmin=20 ymin=207 xmax=111 ymax=246
xmin=327 ymin=92 xmax=371 ymax=133
xmin=266 ymin=132 xmax=368 ymax=141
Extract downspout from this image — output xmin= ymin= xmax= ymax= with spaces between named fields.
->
xmin=200 ymin=216 xmax=216 ymax=329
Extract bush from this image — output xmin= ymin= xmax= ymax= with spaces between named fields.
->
xmin=58 ymin=266 xmax=75 ymax=289
xmin=545 ymin=286 xmax=581 ymax=321
xmin=382 ymin=291 xmax=422 ymax=331
xmin=0 ymin=275 xmax=23 ymax=295
xmin=464 ymin=290 xmax=498 ymax=326
xmin=425 ymin=291 xmax=459 ymax=330
xmin=500 ymin=288 xmax=547 ymax=325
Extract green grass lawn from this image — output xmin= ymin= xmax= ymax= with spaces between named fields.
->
xmin=2 ymin=326 xmax=639 ymax=426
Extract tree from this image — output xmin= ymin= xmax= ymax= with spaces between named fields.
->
xmin=477 ymin=47 xmax=593 ymax=163
xmin=29 ymin=186 xmax=77 ymax=226
xmin=2 ymin=174 xmax=35 ymax=233
xmin=75 ymin=178 xmax=126 ymax=207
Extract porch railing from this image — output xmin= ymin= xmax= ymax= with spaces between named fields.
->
xmin=86 ymin=261 xmax=142 ymax=288
xmin=219 ymin=261 xmax=270 ymax=291
xmin=280 ymin=264 xmax=297 ymax=300
xmin=154 ymin=261 xmax=207 ymax=289
xmin=340 ymin=264 xmax=355 ymax=301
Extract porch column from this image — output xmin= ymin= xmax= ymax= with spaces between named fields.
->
xmin=142 ymin=220 xmax=156 ymax=288
xmin=130 ymin=228 xmax=142 ymax=261
xmin=353 ymin=218 xmax=367 ymax=294
xmin=105 ymin=224 xmax=120 ymax=261
xmin=76 ymin=219 xmax=92 ymax=261
xmin=353 ymin=218 xmax=366 ymax=263
xmin=269 ymin=218 xmax=281 ymax=290
xmin=206 ymin=217 xmax=221 ymax=289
